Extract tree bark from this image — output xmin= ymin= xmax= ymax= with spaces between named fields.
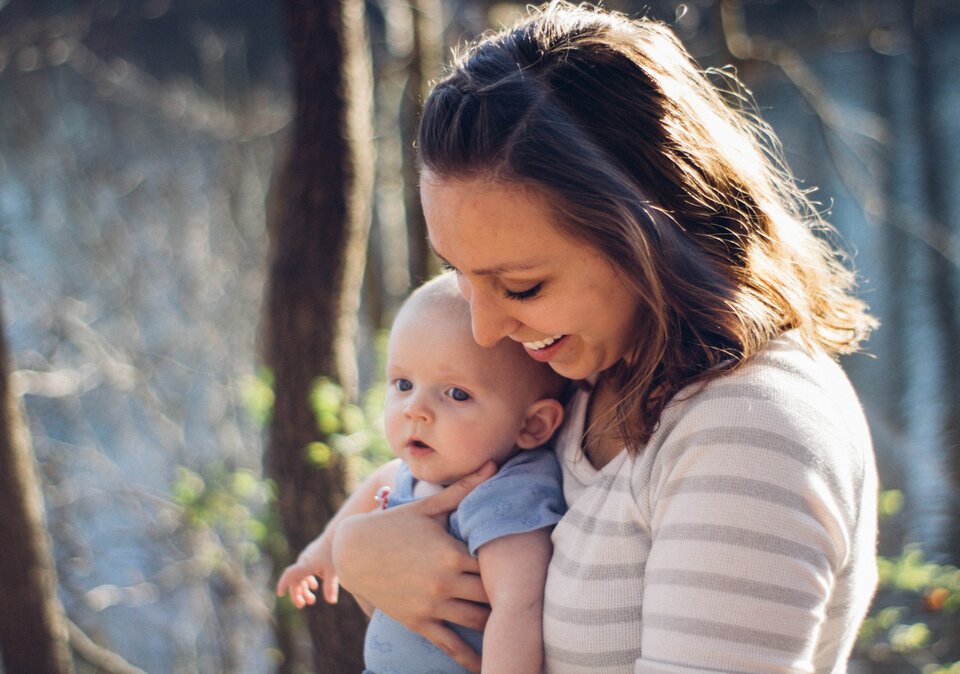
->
xmin=0 ymin=290 xmax=74 ymax=674
xmin=266 ymin=0 xmax=375 ymax=670
xmin=402 ymin=0 xmax=443 ymax=286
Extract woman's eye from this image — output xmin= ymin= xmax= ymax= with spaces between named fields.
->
xmin=503 ymin=283 xmax=543 ymax=301
xmin=440 ymin=260 xmax=461 ymax=275
xmin=445 ymin=387 xmax=471 ymax=402
xmin=394 ymin=378 xmax=413 ymax=392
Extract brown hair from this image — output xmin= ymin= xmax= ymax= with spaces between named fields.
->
xmin=417 ymin=1 xmax=876 ymax=448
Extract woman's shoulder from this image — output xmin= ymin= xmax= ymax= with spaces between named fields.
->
xmin=669 ymin=331 xmax=866 ymax=434
xmin=634 ymin=331 xmax=877 ymax=573
xmin=645 ymin=331 xmax=874 ymax=513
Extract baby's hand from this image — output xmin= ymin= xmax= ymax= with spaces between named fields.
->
xmin=276 ymin=533 xmax=339 ymax=608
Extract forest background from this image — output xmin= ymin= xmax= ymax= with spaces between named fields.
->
xmin=0 ymin=0 xmax=958 ymax=672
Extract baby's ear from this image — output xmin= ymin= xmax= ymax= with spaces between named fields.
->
xmin=516 ymin=398 xmax=565 ymax=449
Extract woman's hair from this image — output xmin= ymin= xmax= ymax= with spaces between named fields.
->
xmin=417 ymin=1 xmax=876 ymax=448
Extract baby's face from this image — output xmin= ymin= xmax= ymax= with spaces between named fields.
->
xmin=383 ymin=306 xmax=546 ymax=485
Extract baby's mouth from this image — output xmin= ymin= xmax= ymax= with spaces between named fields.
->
xmin=408 ymin=437 xmax=434 ymax=454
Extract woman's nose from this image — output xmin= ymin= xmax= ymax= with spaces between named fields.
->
xmin=468 ymin=288 xmax=519 ymax=347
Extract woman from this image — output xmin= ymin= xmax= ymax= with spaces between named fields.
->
xmin=334 ymin=3 xmax=878 ymax=672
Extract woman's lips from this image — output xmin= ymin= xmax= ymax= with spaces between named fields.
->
xmin=522 ymin=334 xmax=567 ymax=362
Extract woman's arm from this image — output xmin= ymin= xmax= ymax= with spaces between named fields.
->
xmin=276 ymin=459 xmax=401 ymax=607
xmin=476 ymin=529 xmax=552 ymax=674
xmin=333 ymin=462 xmax=497 ymax=674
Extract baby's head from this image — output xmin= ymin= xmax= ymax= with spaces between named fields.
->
xmin=384 ymin=273 xmax=567 ymax=485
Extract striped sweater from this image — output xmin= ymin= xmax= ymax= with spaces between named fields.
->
xmin=542 ymin=332 xmax=878 ymax=673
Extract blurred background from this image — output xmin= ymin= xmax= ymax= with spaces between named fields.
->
xmin=0 ymin=0 xmax=957 ymax=672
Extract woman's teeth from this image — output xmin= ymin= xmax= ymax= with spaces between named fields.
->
xmin=523 ymin=335 xmax=564 ymax=351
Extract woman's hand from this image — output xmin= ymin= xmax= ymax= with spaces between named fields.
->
xmin=333 ymin=462 xmax=497 ymax=674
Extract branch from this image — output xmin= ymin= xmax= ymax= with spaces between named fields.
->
xmin=62 ymin=41 xmax=291 ymax=142
xmin=67 ymin=618 xmax=147 ymax=674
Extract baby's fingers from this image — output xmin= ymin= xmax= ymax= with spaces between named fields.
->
xmin=275 ymin=569 xmax=294 ymax=597
xmin=276 ymin=564 xmax=308 ymax=597
xmin=298 ymin=578 xmax=318 ymax=606
xmin=277 ymin=569 xmax=319 ymax=609
xmin=321 ymin=572 xmax=340 ymax=604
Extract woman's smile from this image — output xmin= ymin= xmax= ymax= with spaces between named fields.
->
xmin=517 ymin=334 xmax=568 ymax=362
xmin=520 ymin=334 xmax=565 ymax=350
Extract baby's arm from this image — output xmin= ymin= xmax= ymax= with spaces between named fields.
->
xmin=276 ymin=458 xmax=400 ymax=609
xmin=476 ymin=528 xmax=552 ymax=674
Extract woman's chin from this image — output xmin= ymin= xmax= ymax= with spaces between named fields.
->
xmin=547 ymin=360 xmax=594 ymax=381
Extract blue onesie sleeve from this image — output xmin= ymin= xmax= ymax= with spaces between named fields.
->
xmin=449 ymin=447 xmax=565 ymax=555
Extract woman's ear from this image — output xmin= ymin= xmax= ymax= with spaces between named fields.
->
xmin=516 ymin=398 xmax=565 ymax=449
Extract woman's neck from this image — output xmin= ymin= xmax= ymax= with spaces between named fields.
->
xmin=582 ymin=378 xmax=625 ymax=469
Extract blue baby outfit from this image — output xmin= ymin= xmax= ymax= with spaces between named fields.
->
xmin=362 ymin=447 xmax=565 ymax=674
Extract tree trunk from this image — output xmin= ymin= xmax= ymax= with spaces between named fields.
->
xmin=0 ymin=290 xmax=74 ymax=674
xmin=402 ymin=0 xmax=443 ymax=286
xmin=266 ymin=0 xmax=375 ymax=670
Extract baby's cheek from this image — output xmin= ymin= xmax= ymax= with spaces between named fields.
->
xmin=382 ymin=409 xmax=404 ymax=449
xmin=463 ymin=412 xmax=517 ymax=456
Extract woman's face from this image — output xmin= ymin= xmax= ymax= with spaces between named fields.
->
xmin=422 ymin=175 xmax=640 ymax=381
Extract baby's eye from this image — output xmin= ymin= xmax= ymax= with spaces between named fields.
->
xmin=445 ymin=387 xmax=471 ymax=402
xmin=394 ymin=378 xmax=413 ymax=392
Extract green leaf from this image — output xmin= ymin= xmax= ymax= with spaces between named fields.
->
xmin=878 ymin=489 xmax=904 ymax=519
xmin=241 ymin=368 xmax=275 ymax=427
xmin=890 ymin=622 xmax=930 ymax=653
xmin=305 ymin=441 xmax=333 ymax=467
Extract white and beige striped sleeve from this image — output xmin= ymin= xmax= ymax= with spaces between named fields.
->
xmin=635 ymin=352 xmax=876 ymax=673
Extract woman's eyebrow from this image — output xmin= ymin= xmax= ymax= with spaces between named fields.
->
xmin=429 ymin=244 xmax=541 ymax=276
xmin=475 ymin=264 xmax=538 ymax=275
xmin=429 ymin=246 xmax=456 ymax=271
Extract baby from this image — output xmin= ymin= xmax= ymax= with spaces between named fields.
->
xmin=276 ymin=272 xmax=567 ymax=674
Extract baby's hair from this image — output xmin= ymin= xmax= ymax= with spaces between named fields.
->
xmin=401 ymin=271 xmax=471 ymax=319
xmin=418 ymin=2 xmax=875 ymax=447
